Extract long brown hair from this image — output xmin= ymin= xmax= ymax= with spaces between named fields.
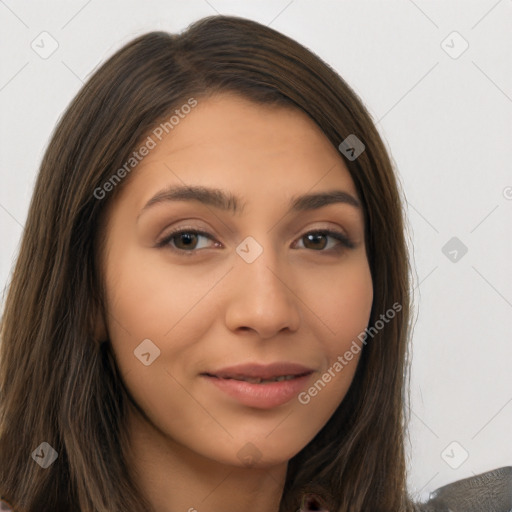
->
xmin=0 ymin=15 xmax=417 ymax=512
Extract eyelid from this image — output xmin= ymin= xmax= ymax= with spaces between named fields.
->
xmin=155 ymin=223 xmax=356 ymax=253
xmin=155 ymin=226 xmax=216 ymax=249
xmin=298 ymin=228 xmax=355 ymax=249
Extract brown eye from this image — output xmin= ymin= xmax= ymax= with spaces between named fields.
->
xmin=156 ymin=227 xmax=354 ymax=256
xmin=295 ymin=230 xmax=355 ymax=252
xmin=157 ymin=229 xmax=218 ymax=252
xmin=173 ymin=232 xmax=199 ymax=250
xmin=302 ymin=232 xmax=328 ymax=250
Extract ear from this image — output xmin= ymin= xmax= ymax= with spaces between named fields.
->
xmin=93 ymin=305 xmax=109 ymax=342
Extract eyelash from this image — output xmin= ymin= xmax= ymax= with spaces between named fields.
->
xmin=156 ymin=227 xmax=355 ymax=255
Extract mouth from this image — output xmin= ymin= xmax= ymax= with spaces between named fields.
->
xmin=200 ymin=363 xmax=315 ymax=409
xmin=202 ymin=361 xmax=315 ymax=381
xmin=202 ymin=372 xmax=312 ymax=384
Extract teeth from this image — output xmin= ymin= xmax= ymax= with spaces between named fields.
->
xmin=228 ymin=374 xmax=297 ymax=384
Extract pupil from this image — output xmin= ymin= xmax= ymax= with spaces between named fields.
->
xmin=306 ymin=233 xmax=326 ymax=250
xmin=178 ymin=233 xmax=196 ymax=249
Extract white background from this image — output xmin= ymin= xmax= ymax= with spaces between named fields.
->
xmin=1 ymin=0 xmax=511 ymax=503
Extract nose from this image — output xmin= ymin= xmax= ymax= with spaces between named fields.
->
xmin=224 ymin=238 xmax=301 ymax=339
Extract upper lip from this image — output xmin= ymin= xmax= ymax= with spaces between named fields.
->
xmin=202 ymin=362 xmax=315 ymax=379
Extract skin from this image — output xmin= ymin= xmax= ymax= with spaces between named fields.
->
xmin=95 ymin=92 xmax=373 ymax=512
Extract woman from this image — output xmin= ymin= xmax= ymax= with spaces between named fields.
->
xmin=0 ymin=14 xmax=509 ymax=512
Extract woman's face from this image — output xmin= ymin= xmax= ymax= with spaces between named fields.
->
xmin=99 ymin=92 xmax=373 ymax=468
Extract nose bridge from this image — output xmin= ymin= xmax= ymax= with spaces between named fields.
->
xmin=226 ymin=232 xmax=301 ymax=336
xmin=236 ymin=233 xmax=286 ymax=298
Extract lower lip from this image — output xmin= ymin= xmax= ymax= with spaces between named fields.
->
xmin=202 ymin=373 xmax=312 ymax=409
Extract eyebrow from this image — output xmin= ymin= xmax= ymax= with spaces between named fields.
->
xmin=137 ymin=184 xmax=361 ymax=221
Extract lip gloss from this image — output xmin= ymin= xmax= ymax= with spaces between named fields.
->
xmin=202 ymin=373 xmax=312 ymax=409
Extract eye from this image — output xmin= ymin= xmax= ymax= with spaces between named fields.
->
xmin=156 ymin=227 xmax=355 ymax=255
xmin=293 ymin=229 xmax=355 ymax=252
xmin=156 ymin=228 xmax=219 ymax=253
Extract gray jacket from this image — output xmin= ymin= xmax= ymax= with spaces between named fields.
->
xmin=417 ymin=466 xmax=512 ymax=512
xmin=300 ymin=466 xmax=512 ymax=511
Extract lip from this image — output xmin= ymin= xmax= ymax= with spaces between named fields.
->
xmin=203 ymin=362 xmax=315 ymax=380
xmin=201 ymin=362 xmax=315 ymax=409
xmin=202 ymin=373 xmax=313 ymax=409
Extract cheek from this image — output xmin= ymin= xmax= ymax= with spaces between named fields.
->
xmin=103 ymin=246 xmax=220 ymax=376
xmin=306 ymin=258 xmax=373 ymax=344
xmin=105 ymin=244 xmax=188 ymax=328
xmin=304 ymin=259 xmax=373 ymax=395
xmin=106 ymin=257 xmax=165 ymax=330
xmin=296 ymin=265 xmax=372 ymax=423
xmin=103 ymin=249 xmax=179 ymax=365
xmin=102 ymin=251 xmax=202 ymax=422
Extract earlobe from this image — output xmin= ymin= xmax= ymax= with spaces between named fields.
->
xmin=93 ymin=307 xmax=109 ymax=343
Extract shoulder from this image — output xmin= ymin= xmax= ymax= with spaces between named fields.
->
xmin=417 ymin=466 xmax=512 ymax=512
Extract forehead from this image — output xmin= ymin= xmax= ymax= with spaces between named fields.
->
xmin=116 ymin=92 xmax=359 ymax=208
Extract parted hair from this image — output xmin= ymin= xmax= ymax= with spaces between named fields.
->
xmin=0 ymin=15 xmax=417 ymax=512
